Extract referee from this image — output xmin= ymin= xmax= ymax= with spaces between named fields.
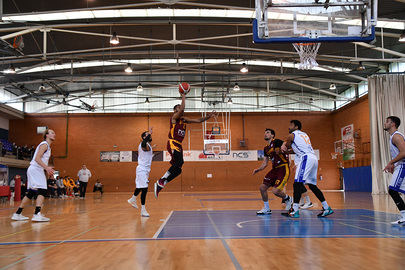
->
xmin=77 ymin=164 xmax=92 ymax=199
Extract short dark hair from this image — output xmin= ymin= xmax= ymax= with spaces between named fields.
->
xmin=290 ymin=120 xmax=302 ymax=130
xmin=265 ymin=128 xmax=275 ymax=137
xmin=173 ymin=104 xmax=180 ymax=111
xmin=141 ymin=131 xmax=148 ymax=139
xmin=387 ymin=116 xmax=401 ymax=128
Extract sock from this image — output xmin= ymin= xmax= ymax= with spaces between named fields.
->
xmin=305 ymin=196 xmax=311 ymax=204
xmin=16 ymin=207 xmax=23 ymax=214
xmin=162 ymin=171 xmax=170 ymax=179
xmin=293 ymin=203 xmax=299 ymax=212
xmin=321 ymin=201 xmax=329 ymax=209
xmin=35 ymin=206 xmax=41 ymax=214
xmin=283 ymin=194 xmax=289 ymax=200
xmin=141 ymin=205 xmax=146 ymax=211
xmin=263 ymin=201 xmax=269 ymax=210
xmin=400 ymin=210 xmax=405 ymax=219
xmin=131 ymin=195 xmax=136 ymax=200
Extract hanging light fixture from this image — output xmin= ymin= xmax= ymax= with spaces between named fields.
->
xmin=240 ymin=63 xmax=248 ymax=73
xmin=110 ymin=32 xmax=119 ymax=45
xmin=399 ymin=31 xmax=405 ymax=42
xmin=137 ymin=83 xmax=143 ymax=91
xmin=227 ymin=97 xmax=233 ymax=104
xmin=145 ymin=97 xmax=150 ymax=103
xmin=3 ymin=64 xmax=16 ymax=74
xmin=233 ymin=83 xmax=240 ymax=91
xmin=329 ymin=83 xmax=336 ymax=90
xmin=125 ymin=63 xmax=132 ymax=73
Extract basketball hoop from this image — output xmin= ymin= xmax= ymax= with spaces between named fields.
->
xmin=293 ymin=42 xmax=321 ymax=70
xmin=213 ymin=147 xmax=221 ymax=159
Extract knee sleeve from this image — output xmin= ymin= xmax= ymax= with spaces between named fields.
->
xmin=38 ymin=188 xmax=48 ymax=197
xmin=389 ymin=188 xmax=405 ymax=211
xmin=293 ymin=182 xmax=305 ymax=203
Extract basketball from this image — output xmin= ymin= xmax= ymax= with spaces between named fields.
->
xmin=179 ymin=82 xmax=191 ymax=95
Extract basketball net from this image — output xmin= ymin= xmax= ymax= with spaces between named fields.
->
xmin=293 ymin=42 xmax=321 ymax=70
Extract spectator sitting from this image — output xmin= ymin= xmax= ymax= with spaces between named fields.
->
xmin=9 ymin=178 xmax=15 ymax=192
xmin=47 ymin=178 xmax=58 ymax=198
xmin=93 ymin=179 xmax=103 ymax=194
xmin=56 ymin=176 xmax=66 ymax=198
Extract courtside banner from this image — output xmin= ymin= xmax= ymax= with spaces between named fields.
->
xmin=163 ymin=150 xmax=258 ymax=162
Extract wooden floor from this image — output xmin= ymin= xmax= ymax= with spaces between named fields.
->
xmin=0 ymin=191 xmax=404 ymax=270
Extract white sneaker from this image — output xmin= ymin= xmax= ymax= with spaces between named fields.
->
xmin=391 ymin=218 xmax=405 ymax=225
xmin=141 ymin=209 xmax=150 ymax=217
xmin=32 ymin=212 xmax=50 ymax=222
xmin=300 ymin=202 xmax=313 ymax=209
xmin=256 ymin=208 xmax=272 ymax=215
xmin=127 ymin=198 xmax=138 ymax=209
xmin=11 ymin=213 xmax=29 ymax=221
xmin=285 ymin=196 xmax=293 ymax=211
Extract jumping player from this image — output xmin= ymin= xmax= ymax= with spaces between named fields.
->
xmin=383 ymin=116 xmax=405 ymax=225
xmin=128 ymin=127 xmax=154 ymax=217
xmin=281 ymin=120 xmax=333 ymax=218
xmin=11 ymin=129 xmax=55 ymax=222
xmin=154 ymin=92 xmax=216 ymax=198
xmin=253 ymin=129 xmax=293 ymax=214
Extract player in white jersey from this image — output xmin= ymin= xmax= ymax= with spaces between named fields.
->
xmin=11 ymin=129 xmax=55 ymax=222
xmin=281 ymin=120 xmax=333 ymax=218
xmin=128 ymin=127 xmax=154 ymax=217
xmin=383 ymin=116 xmax=405 ymax=225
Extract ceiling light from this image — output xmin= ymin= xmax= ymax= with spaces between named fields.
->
xmin=240 ymin=63 xmax=248 ymax=73
xmin=3 ymin=64 xmax=16 ymax=74
xmin=137 ymin=83 xmax=143 ymax=91
xmin=227 ymin=97 xmax=233 ymax=104
xmin=233 ymin=83 xmax=240 ymax=91
xmin=110 ymin=32 xmax=119 ymax=45
xmin=399 ymin=31 xmax=405 ymax=42
xmin=145 ymin=97 xmax=150 ymax=103
xmin=125 ymin=63 xmax=132 ymax=73
xmin=356 ymin=61 xmax=366 ymax=71
xmin=329 ymin=83 xmax=336 ymax=90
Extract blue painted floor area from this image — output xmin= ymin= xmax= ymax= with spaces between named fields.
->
xmin=157 ymin=209 xmax=405 ymax=239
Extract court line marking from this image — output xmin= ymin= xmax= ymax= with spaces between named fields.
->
xmin=338 ymin=222 xmax=400 ymax=238
xmin=153 ymin=210 xmax=173 ymax=239
xmin=0 ymin=225 xmax=98 ymax=270
xmin=236 ymin=219 xmax=262 ymax=228
xmin=206 ymin=212 xmax=243 ymax=270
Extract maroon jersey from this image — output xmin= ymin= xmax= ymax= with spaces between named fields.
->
xmin=168 ymin=118 xmax=187 ymax=143
xmin=264 ymin=139 xmax=289 ymax=168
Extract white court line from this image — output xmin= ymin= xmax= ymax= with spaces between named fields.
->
xmin=153 ymin=210 xmax=173 ymax=239
xmin=236 ymin=219 xmax=262 ymax=228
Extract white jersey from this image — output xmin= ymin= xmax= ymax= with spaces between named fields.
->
xmin=291 ymin=130 xmax=315 ymax=161
xmin=390 ymin=131 xmax=405 ymax=166
xmin=137 ymin=142 xmax=153 ymax=171
xmin=30 ymin=141 xmax=51 ymax=168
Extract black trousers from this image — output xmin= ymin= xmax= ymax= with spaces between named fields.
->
xmin=79 ymin=181 xmax=88 ymax=197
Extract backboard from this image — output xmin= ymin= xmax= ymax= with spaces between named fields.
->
xmin=254 ymin=0 xmax=376 ymax=43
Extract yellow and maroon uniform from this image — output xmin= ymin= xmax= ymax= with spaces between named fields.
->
xmin=263 ymin=139 xmax=290 ymax=189
xmin=167 ymin=118 xmax=186 ymax=165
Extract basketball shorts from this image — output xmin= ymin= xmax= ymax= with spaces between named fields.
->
xmin=167 ymin=140 xmax=184 ymax=167
xmin=27 ymin=165 xmax=47 ymax=189
xmin=263 ymin=164 xmax=290 ymax=189
xmin=294 ymin=154 xmax=318 ymax=185
xmin=135 ymin=166 xmax=150 ymax=189
xmin=389 ymin=164 xmax=405 ymax=194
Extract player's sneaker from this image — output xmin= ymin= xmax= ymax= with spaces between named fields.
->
xmin=256 ymin=208 xmax=272 ymax=215
xmin=300 ymin=202 xmax=313 ymax=209
xmin=154 ymin=179 xmax=165 ymax=198
xmin=390 ymin=217 xmax=405 ymax=225
xmin=11 ymin=213 xmax=29 ymax=221
xmin=127 ymin=198 xmax=138 ymax=209
xmin=141 ymin=209 xmax=150 ymax=217
xmin=317 ymin=206 xmax=334 ymax=217
xmin=284 ymin=196 xmax=293 ymax=211
xmin=32 ymin=212 xmax=50 ymax=222
xmin=282 ymin=208 xmax=299 ymax=218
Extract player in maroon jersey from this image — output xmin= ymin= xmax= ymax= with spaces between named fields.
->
xmin=154 ymin=92 xmax=216 ymax=198
xmin=253 ymin=129 xmax=293 ymax=215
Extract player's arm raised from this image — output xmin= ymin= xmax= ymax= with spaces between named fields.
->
xmin=35 ymin=144 xmax=54 ymax=176
xmin=182 ymin=111 xmax=216 ymax=123
xmin=281 ymin=133 xmax=295 ymax=153
xmin=384 ymin=134 xmax=405 ymax=173
xmin=172 ymin=93 xmax=186 ymax=122
xmin=253 ymin=156 xmax=269 ymax=175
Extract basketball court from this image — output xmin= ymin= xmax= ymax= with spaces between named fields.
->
xmin=0 ymin=0 xmax=404 ymax=269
